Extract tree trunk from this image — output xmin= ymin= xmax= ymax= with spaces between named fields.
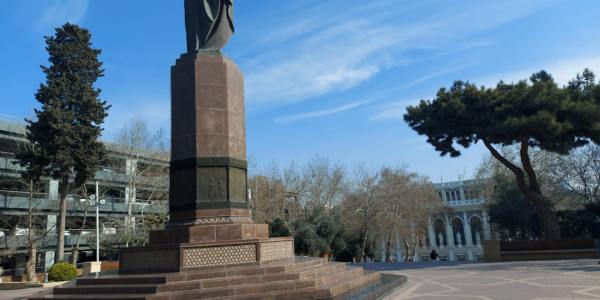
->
xmin=55 ymin=178 xmax=69 ymax=263
xmin=26 ymin=179 xmax=38 ymax=282
xmin=69 ymin=246 xmax=79 ymax=265
xmin=26 ymin=244 xmax=37 ymax=282
xmin=385 ymin=233 xmax=393 ymax=262
xmin=483 ymin=140 xmax=562 ymax=239
xmin=360 ymin=229 xmax=369 ymax=262
xmin=529 ymin=194 xmax=562 ymax=239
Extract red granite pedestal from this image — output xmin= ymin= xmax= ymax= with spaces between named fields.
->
xmin=117 ymin=52 xmax=295 ymax=275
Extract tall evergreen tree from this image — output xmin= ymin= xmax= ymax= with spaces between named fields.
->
xmin=17 ymin=23 xmax=110 ymax=263
xmin=404 ymin=70 xmax=600 ymax=240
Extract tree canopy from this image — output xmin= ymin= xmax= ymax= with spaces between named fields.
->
xmin=16 ymin=23 xmax=109 ymax=262
xmin=405 ymin=70 xmax=600 ymax=157
xmin=404 ymin=70 xmax=600 ymax=239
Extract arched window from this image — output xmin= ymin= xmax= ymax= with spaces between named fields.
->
xmin=452 ymin=217 xmax=466 ymax=245
xmin=433 ymin=218 xmax=446 ymax=246
xmin=470 ymin=216 xmax=484 ymax=245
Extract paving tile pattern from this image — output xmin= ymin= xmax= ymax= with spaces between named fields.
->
xmin=365 ymin=259 xmax=600 ymax=300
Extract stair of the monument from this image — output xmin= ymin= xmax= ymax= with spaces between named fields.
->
xmin=28 ymin=257 xmax=384 ymax=300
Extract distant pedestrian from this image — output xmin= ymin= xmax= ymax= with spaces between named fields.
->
xmin=591 ymin=217 xmax=600 ymax=264
xmin=430 ymin=249 xmax=439 ymax=261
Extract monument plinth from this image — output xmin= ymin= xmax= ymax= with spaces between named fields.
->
xmin=119 ymin=52 xmax=294 ymax=273
xmin=119 ymin=52 xmax=294 ymax=274
xmin=169 ymin=52 xmax=249 ymax=223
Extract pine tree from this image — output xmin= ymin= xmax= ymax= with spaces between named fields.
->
xmin=404 ymin=70 xmax=600 ymax=240
xmin=17 ymin=23 xmax=110 ymax=263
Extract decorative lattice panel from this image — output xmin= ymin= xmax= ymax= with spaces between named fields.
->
xmin=193 ymin=216 xmax=253 ymax=225
xmin=121 ymin=249 xmax=179 ymax=272
xmin=183 ymin=244 xmax=257 ymax=268
xmin=260 ymin=240 xmax=294 ymax=261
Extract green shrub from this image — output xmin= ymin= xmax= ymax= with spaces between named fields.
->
xmin=47 ymin=263 xmax=78 ymax=282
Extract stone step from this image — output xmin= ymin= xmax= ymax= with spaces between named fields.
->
xmin=321 ymin=271 xmax=381 ymax=297
xmin=315 ymin=266 xmax=364 ymax=286
xmin=297 ymin=262 xmax=347 ymax=280
xmin=76 ymin=257 xmax=321 ymax=287
xmin=68 ymin=271 xmax=307 ymax=296
xmin=217 ymin=271 xmax=382 ymax=300
xmin=29 ymin=295 xmax=150 ymax=300
xmin=77 ymin=276 xmax=168 ymax=286
xmin=54 ymin=284 xmax=159 ymax=295
xmin=28 ymin=258 xmax=402 ymax=300
xmin=290 ymin=257 xmax=327 ymax=270
xmin=155 ymin=278 xmax=316 ymax=299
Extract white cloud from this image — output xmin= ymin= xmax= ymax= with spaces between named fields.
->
xmin=243 ymin=0 xmax=561 ymax=108
xmin=274 ymin=100 xmax=371 ymax=124
xmin=369 ymin=99 xmax=425 ymax=122
xmin=36 ymin=0 xmax=90 ymax=30
xmin=476 ymin=55 xmax=600 ymax=87
xmin=369 ymin=54 xmax=600 ymax=122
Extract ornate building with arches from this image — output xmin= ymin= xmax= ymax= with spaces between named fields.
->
xmin=387 ymin=179 xmax=493 ymax=262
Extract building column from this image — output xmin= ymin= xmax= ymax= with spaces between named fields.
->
xmin=463 ymin=211 xmax=473 ymax=247
xmin=44 ymin=215 xmax=57 ymax=271
xmin=459 ymin=187 xmax=466 ymax=202
xmin=444 ymin=213 xmax=454 ymax=248
xmin=125 ymin=159 xmax=137 ymax=204
xmin=46 ymin=179 xmax=59 ymax=201
xmin=482 ymin=210 xmax=492 ymax=240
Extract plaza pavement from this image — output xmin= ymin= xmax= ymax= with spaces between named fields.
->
xmin=361 ymin=259 xmax=600 ymax=300
xmin=2 ymin=259 xmax=599 ymax=299
xmin=0 ymin=287 xmax=46 ymax=300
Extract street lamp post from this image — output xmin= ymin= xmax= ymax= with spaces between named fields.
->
xmin=88 ymin=181 xmax=105 ymax=262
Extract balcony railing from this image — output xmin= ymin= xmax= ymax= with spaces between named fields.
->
xmin=0 ymin=234 xmax=93 ymax=251
xmin=446 ymin=198 xmax=485 ymax=207
xmin=0 ymin=190 xmax=167 ymax=215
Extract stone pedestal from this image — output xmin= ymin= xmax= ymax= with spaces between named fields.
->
xmin=82 ymin=261 xmax=102 ymax=275
xmin=119 ymin=52 xmax=294 ymax=274
xmin=170 ymin=52 xmax=248 ymax=218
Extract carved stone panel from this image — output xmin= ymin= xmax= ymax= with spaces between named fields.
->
xmin=260 ymin=240 xmax=294 ymax=261
xmin=229 ymin=167 xmax=247 ymax=204
xmin=197 ymin=167 xmax=228 ymax=203
xmin=183 ymin=243 xmax=257 ymax=268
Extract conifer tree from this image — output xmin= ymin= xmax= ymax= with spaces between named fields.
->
xmin=404 ymin=70 xmax=600 ymax=239
xmin=17 ymin=23 xmax=110 ymax=263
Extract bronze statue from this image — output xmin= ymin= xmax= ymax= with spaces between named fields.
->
xmin=185 ymin=0 xmax=234 ymax=52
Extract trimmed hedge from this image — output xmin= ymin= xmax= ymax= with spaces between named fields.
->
xmin=48 ymin=263 xmax=78 ymax=282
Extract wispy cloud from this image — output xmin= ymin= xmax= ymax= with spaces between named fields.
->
xmin=36 ymin=0 xmax=90 ymax=30
xmin=369 ymin=54 xmax=600 ymax=123
xmin=402 ymin=64 xmax=472 ymax=89
xmin=369 ymin=99 xmax=426 ymax=122
xmin=242 ymin=0 xmax=560 ymax=109
xmin=476 ymin=55 xmax=600 ymax=87
xmin=274 ymin=100 xmax=371 ymax=124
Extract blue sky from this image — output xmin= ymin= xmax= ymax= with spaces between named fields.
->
xmin=2 ymin=0 xmax=600 ymax=182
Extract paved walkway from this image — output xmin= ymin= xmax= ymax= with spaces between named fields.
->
xmin=362 ymin=259 xmax=600 ymax=300
xmin=0 ymin=287 xmax=48 ymax=300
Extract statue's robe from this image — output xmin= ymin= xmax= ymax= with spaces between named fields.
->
xmin=185 ymin=0 xmax=234 ymax=52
